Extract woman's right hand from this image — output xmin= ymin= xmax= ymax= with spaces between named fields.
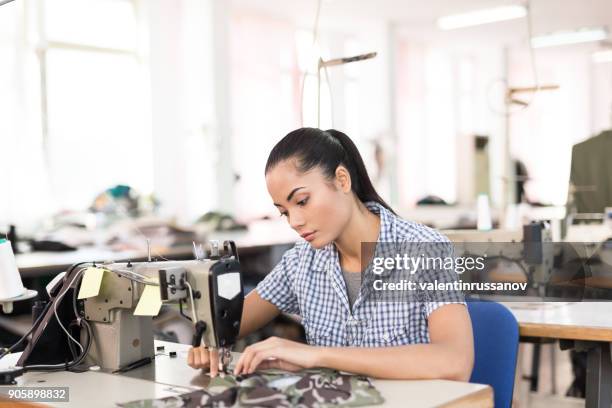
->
xmin=187 ymin=346 xmax=220 ymax=377
xmin=186 ymin=291 xmax=281 ymax=377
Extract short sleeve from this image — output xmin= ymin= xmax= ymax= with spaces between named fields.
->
xmin=420 ymin=240 xmax=466 ymax=316
xmin=422 ymin=283 xmax=466 ymax=316
xmin=255 ymin=245 xmax=300 ymax=315
xmin=399 ymin=239 xmax=465 ymax=317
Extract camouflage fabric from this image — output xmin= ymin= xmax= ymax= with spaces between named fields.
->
xmin=115 ymin=388 xmax=239 ymax=408
xmin=116 ymin=368 xmax=384 ymax=408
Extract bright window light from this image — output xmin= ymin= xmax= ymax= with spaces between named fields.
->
xmin=437 ymin=5 xmax=526 ymax=30
xmin=45 ymin=0 xmax=138 ymax=50
xmin=531 ymin=27 xmax=608 ymax=48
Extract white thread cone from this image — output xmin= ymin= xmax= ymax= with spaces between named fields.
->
xmin=0 ymin=240 xmax=26 ymax=300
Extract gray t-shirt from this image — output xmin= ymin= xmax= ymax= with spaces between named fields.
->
xmin=341 ymin=270 xmax=362 ymax=310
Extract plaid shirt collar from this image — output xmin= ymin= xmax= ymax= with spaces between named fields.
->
xmin=310 ymin=201 xmax=397 ymax=312
xmin=311 ymin=201 xmax=396 ymax=270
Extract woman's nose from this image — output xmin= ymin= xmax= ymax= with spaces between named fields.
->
xmin=289 ymin=213 xmax=305 ymax=229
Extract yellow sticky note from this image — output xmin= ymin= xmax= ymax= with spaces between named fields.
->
xmin=78 ymin=267 xmax=106 ymax=299
xmin=134 ymin=283 xmax=162 ymax=316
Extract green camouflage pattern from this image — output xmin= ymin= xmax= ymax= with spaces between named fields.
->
xmin=116 ymin=368 xmax=384 ymax=407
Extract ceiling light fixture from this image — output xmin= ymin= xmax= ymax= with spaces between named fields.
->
xmin=437 ymin=5 xmax=526 ymax=30
xmin=531 ymin=27 xmax=608 ymax=48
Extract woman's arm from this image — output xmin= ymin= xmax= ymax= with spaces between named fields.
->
xmin=233 ymin=304 xmax=474 ymax=381
xmin=320 ymin=304 xmax=473 ymax=380
xmin=238 ymin=289 xmax=281 ymax=338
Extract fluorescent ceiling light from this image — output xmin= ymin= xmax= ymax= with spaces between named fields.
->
xmin=437 ymin=5 xmax=526 ymax=30
xmin=593 ymin=50 xmax=612 ymax=63
xmin=531 ymin=27 xmax=608 ymax=48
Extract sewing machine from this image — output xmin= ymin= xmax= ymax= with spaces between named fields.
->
xmin=444 ymin=222 xmax=555 ymax=296
xmin=16 ymin=240 xmax=244 ymax=373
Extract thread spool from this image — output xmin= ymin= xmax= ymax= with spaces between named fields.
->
xmin=0 ymin=239 xmax=38 ymax=313
xmin=0 ymin=239 xmax=26 ymax=301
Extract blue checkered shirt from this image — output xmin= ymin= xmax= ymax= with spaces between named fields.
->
xmin=256 ymin=201 xmax=465 ymax=347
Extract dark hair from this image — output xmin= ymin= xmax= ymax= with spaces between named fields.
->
xmin=265 ymin=127 xmax=395 ymax=214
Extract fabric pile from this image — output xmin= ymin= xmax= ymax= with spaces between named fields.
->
xmin=117 ymin=368 xmax=384 ymax=408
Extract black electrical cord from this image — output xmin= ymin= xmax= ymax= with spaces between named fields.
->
xmin=66 ymin=272 xmax=93 ymax=371
xmin=0 ymin=260 xmax=91 ymax=359
xmin=0 ymin=300 xmax=52 ymax=360
xmin=21 ymin=263 xmax=94 ymax=372
xmin=0 ymin=0 xmax=17 ymax=7
xmin=24 ymin=319 xmax=92 ymax=373
xmin=0 ymin=262 xmax=93 ymax=372
xmin=67 ymin=321 xmax=81 ymax=361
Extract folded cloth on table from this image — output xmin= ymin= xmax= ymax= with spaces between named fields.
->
xmin=116 ymin=368 xmax=384 ymax=408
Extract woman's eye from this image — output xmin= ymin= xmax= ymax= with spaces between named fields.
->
xmin=297 ymin=197 xmax=309 ymax=206
xmin=279 ymin=212 xmax=288 ymax=217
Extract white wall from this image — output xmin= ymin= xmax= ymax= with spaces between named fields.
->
xmin=395 ymin=37 xmax=507 ymax=208
xmin=393 ymin=33 xmax=612 ymax=211
xmin=147 ymin=0 xmax=232 ymax=224
xmin=508 ymin=44 xmax=612 ymax=206
xmin=227 ymin=11 xmax=398 ymax=220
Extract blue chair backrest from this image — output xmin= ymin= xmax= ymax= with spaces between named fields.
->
xmin=467 ymin=301 xmax=519 ymax=408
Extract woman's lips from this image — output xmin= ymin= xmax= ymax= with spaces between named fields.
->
xmin=302 ymin=231 xmax=316 ymax=242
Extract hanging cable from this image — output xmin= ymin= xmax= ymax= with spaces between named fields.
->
xmin=486 ymin=0 xmax=542 ymax=117
xmin=299 ymin=0 xmax=323 ymax=126
xmin=321 ymin=59 xmax=335 ymax=128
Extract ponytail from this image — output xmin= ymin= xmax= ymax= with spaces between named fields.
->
xmin=265 ymin=127 xmax=395 ymax=214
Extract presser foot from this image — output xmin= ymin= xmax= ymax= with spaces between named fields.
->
xmin=218 ymin=347 xmax=232 ymax=375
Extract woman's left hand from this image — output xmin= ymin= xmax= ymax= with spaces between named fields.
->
xmin=233 ymin=337 xmax=321 ymax=375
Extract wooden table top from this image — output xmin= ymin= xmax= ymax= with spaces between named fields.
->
xmin=0 ymin=341 xmax=493 ymax=408
xmin=504 ymin=301 xmax=612 ymax=341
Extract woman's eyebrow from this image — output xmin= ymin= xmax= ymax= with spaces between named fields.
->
xmin=286 ymin=186 xmax=306 ymax=201
xmin=273 ymin=186 xmax=305 ymax=206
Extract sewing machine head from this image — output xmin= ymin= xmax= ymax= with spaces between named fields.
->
xmin=18 ymin=240 xmax=244 ymax=373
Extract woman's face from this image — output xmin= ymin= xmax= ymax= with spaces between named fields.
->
xmin=266 ymin=159 xmax=353 ymax=249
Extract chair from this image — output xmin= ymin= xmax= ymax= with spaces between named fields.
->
xmin=467 ymin=301 xmax=519 ymax=408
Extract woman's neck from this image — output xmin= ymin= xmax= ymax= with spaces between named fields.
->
xmin=334 ymin=201 xmax=380 ymax=272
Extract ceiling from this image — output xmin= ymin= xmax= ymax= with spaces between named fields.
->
xmin=230 ymin=0 xmax=612 ymax=47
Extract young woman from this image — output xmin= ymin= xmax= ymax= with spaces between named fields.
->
xmin=187 ymin=128 xmax=474 ymax=380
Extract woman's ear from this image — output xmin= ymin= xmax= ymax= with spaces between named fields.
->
xmin=335 ymin=166 xmax=352 ymax=193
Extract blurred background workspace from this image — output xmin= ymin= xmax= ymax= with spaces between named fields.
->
xmin=1 ymin=0 xmax=612 ymax=406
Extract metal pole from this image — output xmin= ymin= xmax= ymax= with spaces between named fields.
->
xmin=317 ymin=58 xmax=322 ymax=128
